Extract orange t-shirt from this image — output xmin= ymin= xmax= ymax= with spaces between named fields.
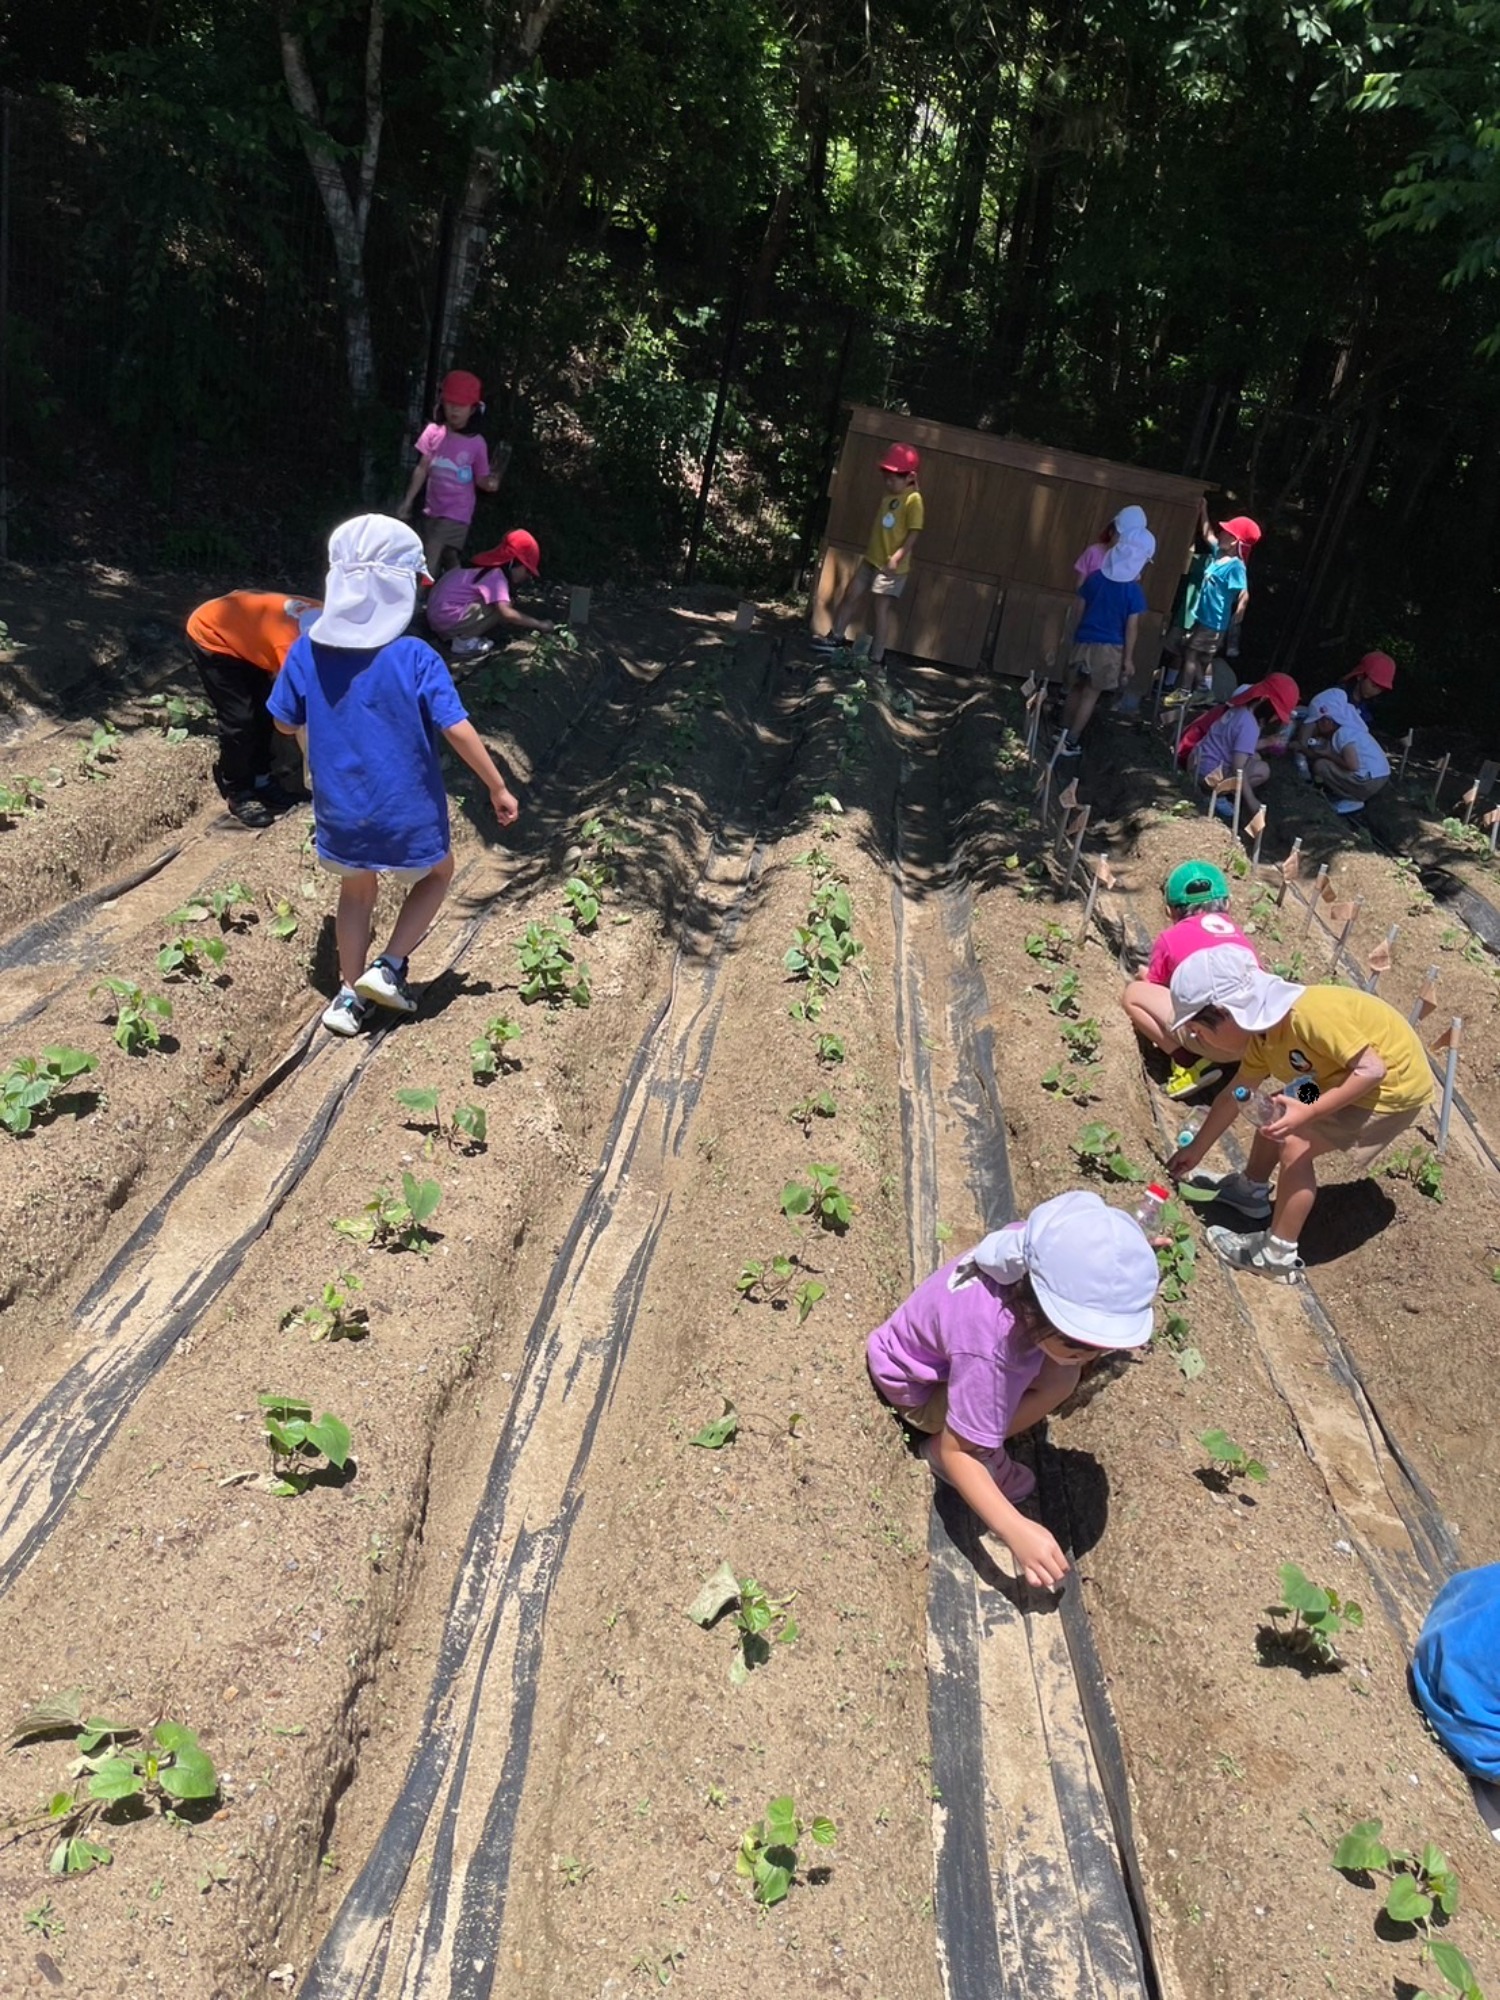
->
xmin=186 ymin=592 xmax=319 ymax=675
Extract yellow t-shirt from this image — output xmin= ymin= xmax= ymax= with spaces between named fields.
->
xmin=866 ymin=489 xmax=924 ymax=571
xmin=1238 ymin=989 xmax=1433 ymax=1115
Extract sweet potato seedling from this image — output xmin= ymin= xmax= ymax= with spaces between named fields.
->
xmin=1024 ymin=922 xmax=1072 ymax=962
xmin=143 ymin=691 xmax=211 ymax=740
xmin=169 ymin=884 xmax=256 ymax=931
xmin=685 ymin=1562 xmax=799 ymax=1683
xmin=813 ymin=1032 xmax=846 ymax=1066
xmin=517 ymin=918 xmax=590 ymax=1006
xmin=395 ymin=1088 xmax=486 ymax=1152
xmin=1198 ymin=1429 xmax=1267 ymax=1484
xmin=267 ymin=898 xmax=300 ymax=940
xmin=1382 ymin=1144 xmax=1445 ymax=1203
xmin=736 ymin=1795 xmax=836 ymax=1906
xmin=1071 ymin=1122 xmax=1146 ymax=1184
xmin=1332 ymin=1820 xmax=1479 ymax=1996
xmin=7 ymin=1696 xmax=220 ymax=1875
xmin=784 ymin=880 xmax=862 ymax=996
xmin=2 ymin=1048 xmax=100 ymax=1135
xmin=1154 ymin=1200 xmax=1198 ymax=1301
xmin=1041 ymin=1063 xmax=1097 ymax=1106
xmin=1046 ymin=969 xmax=1082 ymax=1017
xmin=0 ymin=775 xmax=46 ymax=820
xmin=157 ymin=933 xmax=228 ymax=981
xmin=688 ymin=1401 xmax=739 ymax=1450
xmin=735 ymin=1253 xmax=823 ymax=1320
xmin=259 ymin=1393 xmax=353 ymax=1495
xmin=1267 ymin=1562 xmax=1363 ymax=1667
xmin=334 ymin=1173 xmax=443 ymax=1254
xmin=781 ymin=1163 xmax=854 ymax=1232
xmin=1058 ymin=1016 xmax=1102 ymax=1063
xmin=471 ymin=1013 xmax=523 ymax=1078
xmin=281 ymin=1271 xmax=369 ymax=1342
xmin=788 ymin=1088 xmax=836 ymax=1138
xmin=562 ymin=876 xmax=601 ymax=931
xmin=92 ymin=977 xmax=173 ymax=1055
xmin=78 ymin=722 xmax=120 ymax=778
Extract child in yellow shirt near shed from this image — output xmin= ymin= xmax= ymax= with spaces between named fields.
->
xmin=813 ymin=443 xmax=924 ymax=669
xmin=1164 ymin=945 xmax=1433 ymax=1283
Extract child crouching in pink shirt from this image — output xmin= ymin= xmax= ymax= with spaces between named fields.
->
xmin=1120 ymin=859 xmax=1260 ymax=1102
xmin=866 ymin=1190 xmax=1158 ymax=1589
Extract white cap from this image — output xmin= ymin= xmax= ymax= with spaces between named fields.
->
xmin=1102 ymin=505 xmax=1155 ymax=583
xmin=1169 ymin=943 xmax=1304 ymax=1035
xmin=311 ymin=514 xmax=431 ymax=650
xmin=969 ymin=1190 xmax=1157 ymax=1349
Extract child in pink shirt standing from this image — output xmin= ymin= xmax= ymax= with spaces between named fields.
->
xmin=866 ymin=1190 xmax=1158 ymax=1589
xmin=1120 ymin=860 xmax=1260 ymax=1100
xmin=398 ymin=369 xmax=504 ymax=575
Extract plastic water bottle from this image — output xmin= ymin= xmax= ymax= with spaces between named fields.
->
xmin=1134 ymin=1182 xmax=1172 ymax=1232
xmin=1234 ymin=1083 xmax=1286 ymax=1128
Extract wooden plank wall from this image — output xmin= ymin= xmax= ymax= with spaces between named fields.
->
xmin=813 ymin=407 xmax=1206 ymax=679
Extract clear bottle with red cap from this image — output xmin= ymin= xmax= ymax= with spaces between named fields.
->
xmin=1134 ymin=1182 xmax=1172 ymax=1232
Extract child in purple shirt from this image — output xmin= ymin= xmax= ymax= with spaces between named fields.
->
xmin=866 ymin=1190 xmax=1158 ymax=1589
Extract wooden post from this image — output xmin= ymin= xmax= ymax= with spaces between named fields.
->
xmin=1431 ymin=751 xmax=1451 ymax=811
xmin=1063 ymin=806 xmax=1093 ymax=894
xmin=1367 ymin=924 xmax=1397 ymax=993
xmin=1436 ymin=1020 xmax=1462 ymax=1156
xmin=1336 ymin=895 xmax=1364 ymax=959
xmin=733 ymin=600 xmax=755 ymax=633
xmin=1276 ymin=837 xmax=1302 ymax=908
xmin=1396 ymin=729 xmax=1414 ymax=784
xmin=1304 ymin=864 xmax=1328 ymax=937
xmin=568 ymin=586 xmax=593 ymax=628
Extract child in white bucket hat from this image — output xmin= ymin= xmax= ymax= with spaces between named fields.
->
xmin=1165 ymin=944 xmax=1433 ymax=1282
xmin=269 ymin=513 xmax=521 ymax=1035
xmin=866 ymin=1190 xmax=1159 ymax=1589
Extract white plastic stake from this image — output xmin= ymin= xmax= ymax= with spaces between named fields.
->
xmin=1230 ymin=768 xmax=1245 ymax=844
xmin=1077 ymin=856 xmax=1104 ymax=942
xmin=568 ymin=586 xmax=593 ymax=628
xmin=1437 ymin=1020 xmax=1462 ymax=1156
xmin=1409 ymin=967 xmax=1438 ymax=1026
xmin=1396 ymin=729 xmax=1414 ymax=784
xmin=1336 ymin=895 xmax=1364 ymax=959
xmin=1276 ymin=837 xmax=1302 ymax=908
xmin=1303 ymin=864 xmax=1328 ymax=937
xmin=1431 ymin=751 xmax=1451 ymax=811
xmin=733 ymin=601 xmax=755 ymax=633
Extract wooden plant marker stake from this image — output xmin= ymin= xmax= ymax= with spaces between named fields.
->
xmin=1053 ymin=779 xmax=1081 ymax=857
xmin=568 ymin=586 xmax=593 ymax=628
xmin=1076 ymin=851 xmax=1109 ymax=942
xmin=1063 ymin=805 xmax=1093 ymax=894
xmin=1367 ymin=925 xmax=1396 ymax=992
xmin=1410 ymin=967 xmax=1439 ymax=1026
xmin=1396 ymin=729 xmax=1414 ymax=784
xmin=1485 ymin=806 xmax=1500 ymax=856
xmin=1460 ymin=778 xmax=1480 ymax=826
xmin=1435 ymin=1017 xmax=1463 ymax=1156
xmin=1303 ymin=864 xmax=1329 ymax=937
xmin=1202 ymin=766 xmax=1226 ymax=817
xmin=1276 ymin=837 xmax=1302 ymax=908
xmin=1173 ymin=696 xmax=1189 ymax=765
xmin=1246 ymin=806 xmax=1267 ymax=866
xmin=1431 ymin=751 xmax=1451 ymax=812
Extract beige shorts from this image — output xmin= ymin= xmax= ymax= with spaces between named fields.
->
xmin=320 ymin=857 xmax=444 ymax=887
xmin=891 ymin=1384 xmax=949 ymax=1434
xmin=1308 ymin=1099 xmax=1427 ymax=1170
xmin=1069 ymin=642 xmax=1125 ymax=692
xmin=870 ymin=567 xmax=909 ymax=599
xmin=1185 ymin=623 xmax=1228 ymax=664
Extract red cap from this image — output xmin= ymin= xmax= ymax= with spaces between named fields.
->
xmin=1251 ymin=672 xmax=1299 ymax=724
xmin=473 ymin=529 xmax=540 ymax=577
xmin=440 ymin=369 xmax=482 ymax=405
xmin=1217 ymin=515 xmax=1262 ymax=548
xmin=1346 ymin=650 xmax=1396 ymax=691
xmin=879 ymin=442 xmax=920 ymax=476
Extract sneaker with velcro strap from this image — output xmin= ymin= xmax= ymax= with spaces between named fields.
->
xmin=1195 ymin=1170 xmax=1274 ymax=1220
xmin=322 ymin=985 xmax=373 ymax=1038
xmin=354 ymin=954 xmax=418 ymax=1015
xmin=1206 ymin=1225 xmax=1304 ymax=1284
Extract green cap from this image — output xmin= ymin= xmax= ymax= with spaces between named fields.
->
xmin=1164 ymin=860 xmax=1230 ymax=912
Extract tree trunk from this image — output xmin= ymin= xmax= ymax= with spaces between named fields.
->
xmin=431 ymin=0 xmax=569 ymax=374
xmin=279 ymin=1 xmax=386 ymax=499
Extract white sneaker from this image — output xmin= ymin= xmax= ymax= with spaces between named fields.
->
xmin=450 ymin=636 xmax=495 ymax=659
xmin=322 ymin=986 xmax=372 ymax=1037
xmin=1199 ymin=1170 xmax=1274 ymax=1220
xmin=354 ymin=956 xmax=418 ymax=1015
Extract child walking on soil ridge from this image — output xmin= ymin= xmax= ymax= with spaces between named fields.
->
xmin=1056 ymin=504 xmax=1155 ymax=756
xmin=269 ymin=513 xmax=520 ymax=1037
xmin=813 ymin=442 xmax=924 ymax=670
xmin=1165 ymin=514 xmax=1260 ymax=704
xmin=866 ymin=1190 xmax=1159 ymax=1589
xmin=397 ymin=368 xmax=504 ymax=576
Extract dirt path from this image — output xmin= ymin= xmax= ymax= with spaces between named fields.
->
xmin=1 ymin=600 xmax=1497 ymax=2000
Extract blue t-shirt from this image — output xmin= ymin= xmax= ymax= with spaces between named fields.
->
xmin=268 ymin=635 xmax=467 ymax=871
xmin=1074 ymin=570 xmax=1147 ymax=646
xmin=1194 ymin=555 xmax=1248 ymax=634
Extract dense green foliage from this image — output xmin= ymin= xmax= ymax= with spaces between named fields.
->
xmin=5 ymin=1 xmax=1500 ymax=724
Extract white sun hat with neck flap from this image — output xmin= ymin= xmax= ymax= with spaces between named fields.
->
xmin=961 ymin=1189 xmax=1158 ymax=1349
xmin=311 ymin=513 xmax=432 ymax=650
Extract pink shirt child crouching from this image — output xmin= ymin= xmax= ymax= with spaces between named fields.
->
xmin=1146 ymin=911 xmax=1261 ymax=986
xmin=415 ymin=425 xmax=491 ymax=526
xmin=867 ymin=1250 xmax=1045 ymax=1500
xmin=426 ymin=565 xmax=511 ymax=636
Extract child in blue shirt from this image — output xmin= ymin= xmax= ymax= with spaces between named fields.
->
xmin=1056 ymin=506 xmax=1153 ymax=755
xmin=1168 ymin=515 xmax=1260 ymax=703
xmin=269 ymin=514 xmax=520 ymax=1037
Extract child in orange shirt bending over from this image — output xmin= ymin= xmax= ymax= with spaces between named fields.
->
xmin=812 ymin=443 xmax=923 ymax=670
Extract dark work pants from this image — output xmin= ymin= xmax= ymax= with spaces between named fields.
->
xmin=189 ymin=642 xmax=275 ymax=797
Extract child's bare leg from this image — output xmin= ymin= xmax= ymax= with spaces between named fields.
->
xmin=335 ymin=873 xmax=380 ymax=987
xmin=1121 ymin=979 xmax=1183 ymax=1055
xmin=871 ymin=593 xmax=894 ymax=664
xmin=1061 ymin=678 xmax=1100 ymax=741
xmin=826 ymin=564 xmax=871 ymax=641
xmin=1265 ymin=1132 xmax=1318 ymax=1244
xmin=383 ymin=854 xmax=456 ymax=965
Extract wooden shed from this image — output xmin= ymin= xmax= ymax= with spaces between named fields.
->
xmin=812 ymin=405 xmax=1207 ymax=684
